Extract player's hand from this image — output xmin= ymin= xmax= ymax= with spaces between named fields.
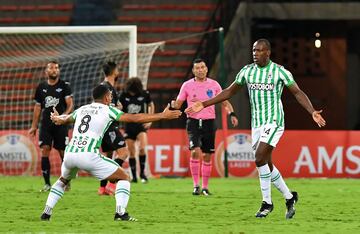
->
xmin=185 ymin=101 xmax=204 ymax=114
xmin=312 ymin=110 xmax=326 ymax=128
xmin=230 ymin=116 xmax=239 ymax=127
xmin=52 ymin=107 xmax=59 ymax=116
xmin=28 ymin=127 xmax=37 ymax=137
xmin=50 ymin=107 xmax=61 ymax=125
xmin=162 ymin=104 xmax=182 ymax=119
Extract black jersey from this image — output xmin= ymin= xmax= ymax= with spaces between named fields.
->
xmin=102 ymin=81 xmax=121 ymax=128
xmin=119 ymin=90 xmax=152 ymax=114
xmin=102 ymin=81 xmax=120 ymax=107
xmin=34 ymin=79 xmax=72 ymax=126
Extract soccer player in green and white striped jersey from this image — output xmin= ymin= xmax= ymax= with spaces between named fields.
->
xmin=40 ymin=84 xmax=181 ymax=222
xmin=185 ymin=39 xmax=326 ymax=219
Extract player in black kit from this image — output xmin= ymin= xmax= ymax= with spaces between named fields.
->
xmin=98 ymin=61 xmax=129 ymax=195
xmin=29 ymin=61 xmax=73 ymax=192
xmin=119 ymin=77 xmax=155 ymax=183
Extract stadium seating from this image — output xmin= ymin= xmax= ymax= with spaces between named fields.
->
xmin=117 ymin=0 xmax=218 ymax=91
xmin=0 ymin=2 xmax=73 ymax=26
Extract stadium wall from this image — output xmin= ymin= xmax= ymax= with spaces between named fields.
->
xmin=0 ymin=130 xmax=359 ymax=178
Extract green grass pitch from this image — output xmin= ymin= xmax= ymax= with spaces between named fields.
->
xmin=0 ymin=176 xmax=359 ymax=233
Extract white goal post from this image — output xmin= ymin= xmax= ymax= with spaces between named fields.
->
xmin=0 ymin=25 xmax=138 ymax=77
xmin=0 ymin=25 xmax=162 ymax=130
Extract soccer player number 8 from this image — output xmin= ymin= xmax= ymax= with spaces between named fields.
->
xmin=78 ymin=115 xmax=91 ymax=133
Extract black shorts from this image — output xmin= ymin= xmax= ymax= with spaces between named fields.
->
xmin=39 ymin=123 xmax=68 ymax=150
xmin=101 ymin=122 xmax=126 ymax=153
xmin=186 ymin=118 xmax=216 ymax=153
xmin=124 ymin=123 xmax=147 ymax=140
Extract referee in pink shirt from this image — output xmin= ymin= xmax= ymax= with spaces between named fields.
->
xmin=171 ymin=58 xmax=238 ymax=196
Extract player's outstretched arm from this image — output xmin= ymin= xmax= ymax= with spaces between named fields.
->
xmin=288 ymin=82 xmax=326 ymax=128
xmin=185 ymin=81 xmax=241 ymax=114
xmin=119 ymin=104 xmax=181 ymax=123
xmin=50 ymin=107 xmax=75 ymax=125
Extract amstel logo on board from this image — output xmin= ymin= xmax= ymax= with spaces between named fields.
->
xmin=0 ymin=134 xmax=38 ymax=175
xmin=215 ymin=133 xmax=257 ymax=177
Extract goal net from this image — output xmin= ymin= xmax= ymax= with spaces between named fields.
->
xmin=0 ymin=26 xmax=162 ymax=176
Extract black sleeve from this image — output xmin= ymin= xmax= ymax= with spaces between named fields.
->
xmin=144 ymin=90 xmax=152 ymax=104
xmin=63 ymin=81 xmax=73 ymax=98
xmin=34 ymin=83 xmax=42 ymax=104
xmin=119 ymin=92 xmax=125 ymax=105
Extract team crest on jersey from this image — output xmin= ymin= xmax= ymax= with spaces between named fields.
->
xmin=42 ymin=89 xmax=47 ymax=93
xmin=45 ymin=96 xmax=59 ymax=108
xmin=267 ymin=73 xmax=272 ymax=80
xmin=56 ymin=88 xmax=62 ymax=93
xmin=206 ymin=89 xmax=213 ymax=98
xmin=128 ymin=104 xmax=141 ymax=114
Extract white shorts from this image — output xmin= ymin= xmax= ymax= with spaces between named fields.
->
xmin=61 ymin=152 xmax=119 ymax=180
xmin=252 ymin=123 xmax=284 ymax=150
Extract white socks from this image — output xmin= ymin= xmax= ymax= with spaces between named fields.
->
xmin=257 ymin=164 xmax=272 ymax=204
xmin=115 ymin=180 xmax=131 ymax=215
xmin=43 ymin=179 xmax=66 ymax=215
xmin=271 ymin=165 xmax=293 ymax=200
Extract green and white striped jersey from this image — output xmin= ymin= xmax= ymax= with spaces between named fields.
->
xmin=65 ymin=102 xmax=123 ymax=154
xmin=235 ymin=60 xmax=295 ymax=128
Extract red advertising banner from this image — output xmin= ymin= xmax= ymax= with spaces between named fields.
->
xmin=0 ymin=130 xmax=359 ymax=178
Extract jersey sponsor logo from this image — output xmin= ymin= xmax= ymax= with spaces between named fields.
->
xmin=206 ymin=89 xmax=213 ymax=98
xmin=72 ymin=137 xmax=89 ymax=149
xmin=214 ymin=133 xmax=256 ymax=177
xmin=0 ymin=134 xmax=38 ymax=175
xmin=128 ymin=104 xmax=141 ymax=114
xmin=45 ymin=96 xmax=59 ymax=108
xmin=248 ymin=83 xmax=274 ymax=91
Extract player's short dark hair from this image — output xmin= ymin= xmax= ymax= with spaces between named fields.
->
xmin=103 ymin=61 xmax=117 ymax=76
xmin=47 ymin=60 xmax=60 ymax=68
xmin=124 ymin=77 xmax=143 ymax=95
xmin=193 ymin=58 xmax=206 ymax=66
xmin=256 ymin=38 xmax=271 ymax=51
xmin=93 ymin=83 xmax=110 ymax=100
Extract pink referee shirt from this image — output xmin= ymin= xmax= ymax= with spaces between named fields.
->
xmin=177 ymin=78 xmax=222 ymax=119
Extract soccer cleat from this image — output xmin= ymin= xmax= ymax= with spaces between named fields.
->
xmin=114 ymin=212 xmax=137 ymax=222
xmin=140 ymin=174 xmax=148 ymax=184
xmin=105 ymin=183 xmax=116 ymax=195
xmin=192 ymin=186 xmax=200 ymax=195
xmin=40 ymin=184 xmax=51 ymax=192
xmin=40 ymin=213 xmax=51 ymax=221
xmin=98 ymin=186 xmax=110 ymax=196
xmin=201 ymin=188 xmax=212 ymax=196
xmin=64 ymin=182 xmax=71 ymax=192
xmin=131 ymin=178 xmax=138 ymax=183
xmin=255 ymin=201 xmax=274 ymax=218
xmin=285 ymin=191 xmax=298 ymax=219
